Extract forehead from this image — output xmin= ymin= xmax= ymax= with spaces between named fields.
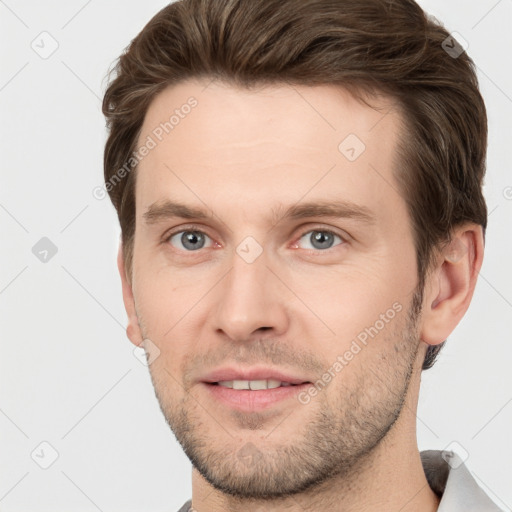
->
xmin=135 ymin=79 xmax=406 ymax=231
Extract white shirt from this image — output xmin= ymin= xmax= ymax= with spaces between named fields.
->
xmin=176 ymin=449 xmax=504 ymax=511
xmin=421 ymin=450 xmax=504 ymax=511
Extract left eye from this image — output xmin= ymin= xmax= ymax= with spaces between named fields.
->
xmin=296 ymin=230 xmax=344 ymax=251
xmin=167 ymin=230 xmax=213 ymax=251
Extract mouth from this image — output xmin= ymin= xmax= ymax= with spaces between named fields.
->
xmin=202 ymin=379 xmax=314 ymax=412
xmin=207 ymin=379 xmax=309 ymax=390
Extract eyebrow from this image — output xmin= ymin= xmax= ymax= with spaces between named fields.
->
xmin=143 ymin=199 xmax=376 ymax=226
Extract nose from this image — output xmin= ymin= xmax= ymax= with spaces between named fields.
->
xmin=211 ymin=245 xmax=289 ymax=343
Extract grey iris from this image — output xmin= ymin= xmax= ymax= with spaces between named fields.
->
xmin=181 ymin=231 xmax=205 ymax=250
xmin=310 ymin=231 xmax=334 ymax=250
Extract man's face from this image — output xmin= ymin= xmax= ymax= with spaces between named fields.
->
xmin=127 ymin=80 xmax=426 ymax=498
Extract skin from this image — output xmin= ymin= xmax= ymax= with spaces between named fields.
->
xmin=118 ymin=79 xmax=484 ymax=512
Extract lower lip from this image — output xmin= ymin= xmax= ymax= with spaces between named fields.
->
xmin=202 ymin=382 xmax=313 ymax=412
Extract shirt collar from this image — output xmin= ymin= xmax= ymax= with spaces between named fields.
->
xmin=420 ymin=449 xmax=504 ymax=511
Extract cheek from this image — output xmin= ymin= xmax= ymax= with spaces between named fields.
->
xmin=292 ymin=262 xmax=413 ymax=367
xmin=136 ymin=282 xmax=190 ymax=339
xmin=132 ymin=261 xmax=211 ymax=367
xmin=298 ymin=262 xmax=400 ymax=321
xmin=132 ymin=256 xmax=180 ymax=336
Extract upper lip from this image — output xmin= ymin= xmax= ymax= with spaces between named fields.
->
xmin=200 ymin=367 xmax=312 ymax=385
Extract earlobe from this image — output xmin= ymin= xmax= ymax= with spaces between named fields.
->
xmin=420 ymin=224 xmax=484 ymax=346
xmin=117 ymin=243 xmax=143 ymax=347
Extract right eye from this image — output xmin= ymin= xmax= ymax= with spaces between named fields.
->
xmin=166 ymin=229 xmax=214 ymax=252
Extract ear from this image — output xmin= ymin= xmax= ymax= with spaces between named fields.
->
xmin=117 ymin=243 xmax=143 ymax=347
xmin=420 ymin=223 xmax=484 ymax=346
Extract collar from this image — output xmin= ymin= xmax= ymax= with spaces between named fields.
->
xmin=420 ymin=449 xmax=503 ymax=511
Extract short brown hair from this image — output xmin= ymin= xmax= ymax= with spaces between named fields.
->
xmin=102 ymin=0 xmax=487 ymax=370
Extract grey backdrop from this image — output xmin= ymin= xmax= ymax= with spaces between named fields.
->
xmin=1 ymin=0 xmax=511 ymax=510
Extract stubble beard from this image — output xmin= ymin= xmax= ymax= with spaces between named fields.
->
xmin=143 ymin=286 xmax=423 ymax=501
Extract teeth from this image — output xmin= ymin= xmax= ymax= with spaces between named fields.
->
xmin=217 ymin=379 xmax=293 ymax=390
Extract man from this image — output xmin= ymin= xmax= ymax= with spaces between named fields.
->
xmin=101 ymin=0 xmax=502 ymax=510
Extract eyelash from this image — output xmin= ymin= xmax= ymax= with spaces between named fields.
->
xmin=163 ymin=224 xmax=347 ymax=254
